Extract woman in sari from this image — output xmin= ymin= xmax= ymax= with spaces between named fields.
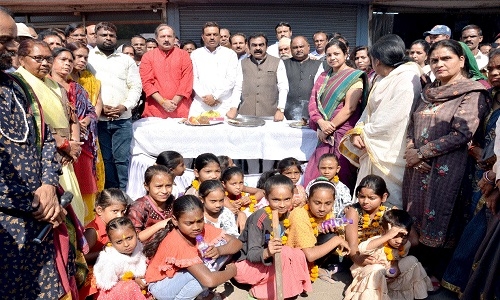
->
xmin=67 ymin=41 xmax=104 ymax=225
xmin=441 ymin=48 xmax=499 ymax=296
xmin=402 ymin=39 xmax=490 ymax=287
xmin=304 ymin=39 xmax=368 ymax=191
xmin=50 ymin=47 xmax=98 ymax=227
xmin=339 ymin=34 xmax=422 ymax=208
xmin=15 ymin=39 xmax=86 ymax=223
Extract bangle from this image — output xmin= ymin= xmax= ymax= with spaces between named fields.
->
xmin=159 ymin=98 xmax=166 ymax=106
xmin=57 ymin=138 xmax=70 ymax=152
xmin=483 ymin=170 xmax=495 ymax=185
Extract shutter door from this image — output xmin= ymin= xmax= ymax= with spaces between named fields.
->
xmin=178 ymin=4 xmax=358 ymax=46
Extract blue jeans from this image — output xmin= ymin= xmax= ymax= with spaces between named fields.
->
xmin=98 ymin=118 xmax=132 ymax=190
xmin=148 ymin=270 xmax=206 ymax=300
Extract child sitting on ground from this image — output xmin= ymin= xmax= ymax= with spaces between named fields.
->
xmin=344 ymin=209 xmax=433 ymax=299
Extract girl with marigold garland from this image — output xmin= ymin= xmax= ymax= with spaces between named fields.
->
xmin=344 ymin=209 xmax=433 ymax=299
xmin=185 ymin=153 xmax=222 ymax=197
xmin=221 ymin=166 xmax=256 ymax=232
xmin=234 ymin=175 xmax=312 ymax=299
xmin=345 ymin=175 xmax=392 ymax=268
xmin=305 ymin=153 xmax=353 ymax=217
xmin=288 ymin=180 xmax=350 ymax=284
xmin=94 ymin=217 xmax=148 ymax=300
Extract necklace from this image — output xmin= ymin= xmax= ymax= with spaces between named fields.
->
xmin=264 ymin=206 xmax=290 ymax=244
xmin=359 ymin=206 xmax=387 ymax=242
xmin=0 ymin=89 xmax=29 ymax=143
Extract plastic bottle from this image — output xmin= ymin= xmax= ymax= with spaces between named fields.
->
xmin=320 ymin=217 xmax=354 ymax=231
xmin=196 ymin=235 xmax=213 ymax=264
xmin=386 ymin=267 xmax=397 ymax=278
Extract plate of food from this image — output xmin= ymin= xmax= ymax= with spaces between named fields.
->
xmin=227 ymin=116 xmax=266 ymax=127
xmin=184 ymin=110 xmax=224 ymax=126
xmin=289 ymin=118 xmax=309 ymax=129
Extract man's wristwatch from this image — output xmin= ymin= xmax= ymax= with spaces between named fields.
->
xmin=278 ymin=107 xmax=284 ymax=113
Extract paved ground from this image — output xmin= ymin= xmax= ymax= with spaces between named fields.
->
xmin=216 ymin=270 xmax=459 ymax=300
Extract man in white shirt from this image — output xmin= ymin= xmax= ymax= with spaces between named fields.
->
xmin=267 ymin=22 xmax=292 ymax=58
xmin=228 ymin=32 xmax=288 ymax=121
xmin=86 ymin=24 xmax=96 ymax=49
xmin=87 ymin=22 xmax=142 ymax=190
xmin=189 ymin=22 xmax=238 ymax=117
xmin=309 ymin=31 xmax=327 ymax=59
xmin=461 ymin=24 xmax=488 ymax=71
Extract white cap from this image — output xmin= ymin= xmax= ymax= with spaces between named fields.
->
xmin=16 ymin=23 xmax=33 ymax=39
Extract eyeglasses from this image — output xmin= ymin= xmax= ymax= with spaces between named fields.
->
xmin=27 ymin=55 xmax=54 ymax=63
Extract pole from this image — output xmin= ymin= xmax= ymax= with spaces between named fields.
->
xmin=272 ymin=210 xmax=284 ymax=300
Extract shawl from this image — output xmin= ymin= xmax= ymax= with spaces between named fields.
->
xmin=317 ymin=68 xmax=368 ymax=120
xmin=422 ymin=78 xmax=489 ymax=104
xmin=68 ymin=81 xmax=98 ymax=174
xmin=15 ymin=66 xmax=69 ymax=130
xmin=339 ymin=62 xmax=423 ymax=181
xmin=76 ymin=69 xmax=101 ymax=107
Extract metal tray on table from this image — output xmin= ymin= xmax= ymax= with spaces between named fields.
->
xmin=226 ymin=116 xmax=266 ymax=127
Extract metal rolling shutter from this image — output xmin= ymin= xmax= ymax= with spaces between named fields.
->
xmin=178 ymin=4 xmax=358 ymax=46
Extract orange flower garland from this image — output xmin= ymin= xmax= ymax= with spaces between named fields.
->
xmin=227 ymin=192 xmax=258 ymax=213
xmin=264 ymin=206 xmax=290 ymax=245
xmin=333 ymin=175 xmax=340 ymax=183
xmin=191 ymin=179 xmax=200 ymax=191
xmin=303 ymin=204 xmax=332 ymax=282
xmin=362 ymin=206 xmax=387 ymax=229
xmin=383 ymin=242 xmax=406 ymax=261
xmin=121 ymin=271 xmax=134 ymax=281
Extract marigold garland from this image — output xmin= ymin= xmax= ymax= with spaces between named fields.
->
xmin=191 ymin=179 xmax=200 ymax=191
xmin=303 ymin=204 xmax=331 ymax=236
xmin=333 ymin=175 xmax=340 ymax=183
xmin=227 ymin=192 xmax=257 ymax=213
xmin=310 ymin=265 xmax=319 ymax=282
xmin=303 ymin=204 xmax=332 ymax=281
xmin=121 ymin=271 xmax=134 ymax=281
xmin=264 ymin=206 xmax=289 ymax=245
xmin=362 ymin=206 xmax=387 ymax=229
xmin=383 ymin=242 xmax=405 ymax=261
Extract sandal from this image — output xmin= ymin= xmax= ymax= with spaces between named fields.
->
xmin=317 ymin=267 xmax=336 ymax=284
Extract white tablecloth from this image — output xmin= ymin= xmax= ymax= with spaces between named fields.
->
xmin=126 ymin=117 xmax=317 ymax=199
xmin=131 ymin=117 xmax=317 ymax=160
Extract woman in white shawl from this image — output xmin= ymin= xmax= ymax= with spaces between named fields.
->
xmin=339 ymin=34 xmax=423 ymax=208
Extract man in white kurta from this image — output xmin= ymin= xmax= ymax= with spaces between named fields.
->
xmin=188 ymin=22 xmax=238 ymax=117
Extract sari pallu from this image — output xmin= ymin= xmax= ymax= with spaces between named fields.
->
xmin=68 ymin=81 xmax=98 ymax=187
xmin=304 ymin=69 xmax=367 ymax=189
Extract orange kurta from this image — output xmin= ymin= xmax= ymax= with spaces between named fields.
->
xmin=139 ymin=47 xmax=193 ymax=118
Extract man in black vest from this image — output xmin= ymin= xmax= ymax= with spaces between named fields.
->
xmin=283 ymin=36 xmax=322 ymax=120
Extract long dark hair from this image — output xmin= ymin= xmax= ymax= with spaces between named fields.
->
xmin=355 ymin=175 xmax=390 ymax=199
xmin=143 ymin=195 xmax=204 ymax=258
xmin=156 ymin=150 xmax=184 ymax=172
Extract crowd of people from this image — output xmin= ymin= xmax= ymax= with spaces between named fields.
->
xmin=1 ymin=4 xmax=500 ymax=300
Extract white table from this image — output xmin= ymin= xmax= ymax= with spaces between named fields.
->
xmin=126 ymin=117 xmax=317 ymax=199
